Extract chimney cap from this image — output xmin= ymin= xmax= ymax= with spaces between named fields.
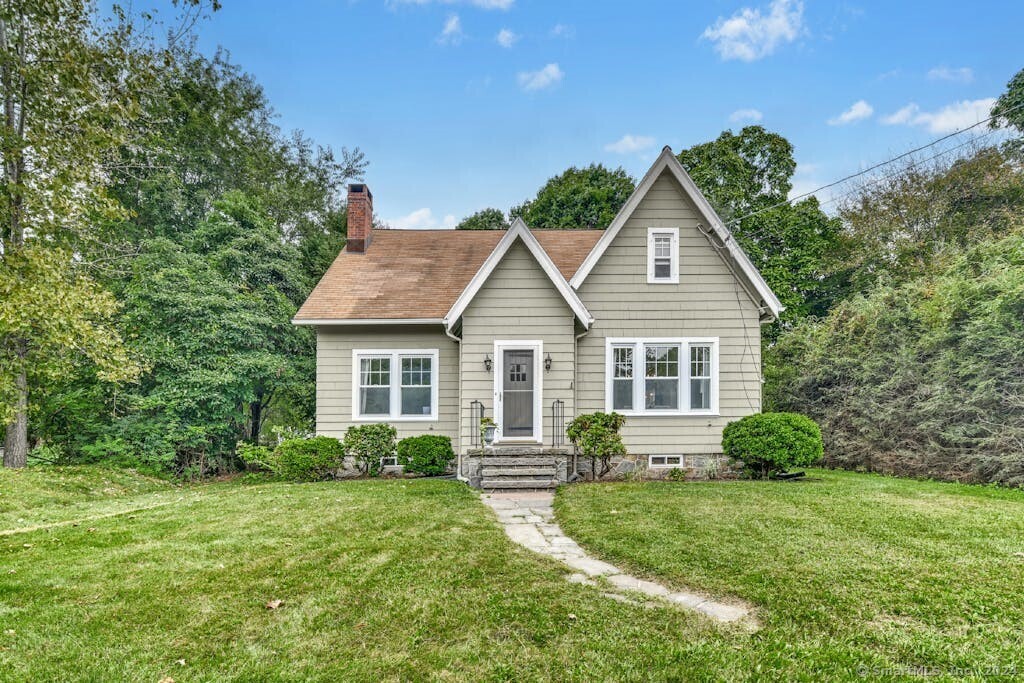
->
xmin=349 ymin=183 xmax=372 ymax=199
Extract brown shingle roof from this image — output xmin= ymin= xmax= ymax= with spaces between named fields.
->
xmin=293 ymin=228 xmax=603 ymax=322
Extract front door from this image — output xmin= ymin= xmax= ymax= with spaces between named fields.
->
xmin=494 ymin=343 xmax=540 ymax=442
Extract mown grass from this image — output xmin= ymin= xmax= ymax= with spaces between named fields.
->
xmin=0 ymin=465 xmax=176 ymax=532
xmin=3 ymin=467 xmax=1023 ymax=680
xmin=1 ymin=469 xmax=744 ymax=682
xmin=556 ymin=468 xmax=1024 ymax=680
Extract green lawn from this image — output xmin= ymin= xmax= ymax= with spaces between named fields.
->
xmin=557 ymin=469 xmax=1024 ymax=680
xmin=2 ymin=467 xmax=1023 ymax=681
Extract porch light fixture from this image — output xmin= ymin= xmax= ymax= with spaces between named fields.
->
xmin=544 ymin=353 xmax=552 ymax=371
xmin=484 ymin=354 xmax=492 ymax=372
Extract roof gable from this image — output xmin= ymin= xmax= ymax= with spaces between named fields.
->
xmin=444 ymin=218 xmax=594 ymax=331
xmin=568 ymin=147 xmax=784 ymax=320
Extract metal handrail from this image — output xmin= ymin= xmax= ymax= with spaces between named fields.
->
xmin=469 ymin=400 xmax=485 ymax=448
xmin=551 ymin=399 xmax=565 ymax=448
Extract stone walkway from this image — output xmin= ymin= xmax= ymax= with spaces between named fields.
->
xmin=481 ymin=491 xmax=756 ymax=627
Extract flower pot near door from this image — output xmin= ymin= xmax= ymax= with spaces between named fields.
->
xmin=481 ymin=418 xmax=497 ymax=446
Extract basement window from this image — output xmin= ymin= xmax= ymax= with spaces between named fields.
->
xmin=649 ymin=455 xmax=684 ymax=468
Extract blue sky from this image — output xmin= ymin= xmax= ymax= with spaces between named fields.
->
xmin=148 ymin=0 xmax=1021 ymax=228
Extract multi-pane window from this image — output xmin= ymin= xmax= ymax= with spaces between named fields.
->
xmin=400 ymin=357 xmax=432 ymax=416
xmin=649 ymin=455 xmax=684 ymax=468
xmin=607 ymin=339 xmax=716 ymax=414
xmin=690 ymin=345 xmax=712 ymax=411
xmin=359 ymin=357 xmax=391 ymax=416
xmin=612 ymin=346 xmax=634 ymax=410
xmin=645 ymin=345 xmax=679 ymax=410
xmin=647 ymin=228 xmax=679 ymax=283
xmin=354 ymin=350 xmax=438 ymax=420
xmin=652 ymin=235 xmax=672 ymax=279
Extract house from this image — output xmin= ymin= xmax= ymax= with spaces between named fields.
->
xmin=293 ymin=147 xmax=782 ymax=488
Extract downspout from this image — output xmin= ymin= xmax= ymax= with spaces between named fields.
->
xmin=444 ymin=320 xmax=469 ymax=483
xmin=571 ymin=322 xmax=592 ymax=479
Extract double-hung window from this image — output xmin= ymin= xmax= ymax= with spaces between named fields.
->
xmin=647 ymin=228 xmax=679 ymax=284
xmin=352 ymin=349 xmax=439 ymax=421
xmin=606 ymin=338 xmax=717 ymax=415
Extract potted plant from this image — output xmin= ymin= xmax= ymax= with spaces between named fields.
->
xmin=480 ymin=417 xmax=497 ymax=446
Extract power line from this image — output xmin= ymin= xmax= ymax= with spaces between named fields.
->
xmin=811 ymin=125 xmax=1006 ymax=213
xmin=727 ymin=99 xmax=1024 ymax=225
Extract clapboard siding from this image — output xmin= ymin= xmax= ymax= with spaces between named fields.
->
xmin=460 ymin=239 xmax=575 ymax=451
xmin=316 ymin=326 xmax=460 ymax=447
xmin=576 ymin=169 xmax=763 ymax=454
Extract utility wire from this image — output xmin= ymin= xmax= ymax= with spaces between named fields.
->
xmin=726 ymin=100 xmax=1024 ymax=225
xmin=811 ymin=125 xmax=1006 ymax=213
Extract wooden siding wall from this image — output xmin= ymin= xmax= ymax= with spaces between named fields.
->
xmin=460 ymin=239 xmax=576 ymax=451
xmin=316 ymin=325 xmax=460 ymax=446
xmin=576 ymin=169 xmax=764 ymax=454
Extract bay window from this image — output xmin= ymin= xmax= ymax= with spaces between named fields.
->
xmin=606 ymin=338 xmax=718 ymax=415
xmin=352 ymin=349 xmax=439 ymax=421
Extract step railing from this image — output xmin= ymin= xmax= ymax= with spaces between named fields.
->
xmin=550 ymin=399 xmax=565 ymax=448
xmin=469 ymin=400 xmax=485 ymax=448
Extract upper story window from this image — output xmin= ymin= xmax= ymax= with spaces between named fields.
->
xmin=352 ymin=349 xmax=439 ymax=421
xmin=605 ymin=338 xmax=718 ymax=415
xmin=647 ymin=227 xmax=679 ymax=284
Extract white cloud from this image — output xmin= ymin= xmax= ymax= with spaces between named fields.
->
xmin=827 ymin=100 xmax=873 ymax=126
xmin=729 ymin=108 xmax=764 ymax=123
xmin=392 ymin=0 xmax=513 ymax=9
xmin=604 ymin=134 xmax=656 ymax=154
xmin=880 ymin=98 xmax=997 ymax=134
xmin=495 ymin=28 xmax=518 ymax=48
xmin=701 ymin=0 xmax=804 ymax=62
xmin=388 ymin=208 xmax=457 ymax=230
xmin=550 ymin=23 xmax=575 ymax=39
xmin=517 ymin=63 xmax=563 ymax=92
xmin=437 ymin=14 xmax=463 ymax=45
xmin=927 ymin=66 xmax=974 ymax=83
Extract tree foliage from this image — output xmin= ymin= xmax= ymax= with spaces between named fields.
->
xmin=767 ymin=228 xmax=1024 ymax=486
xmin=511 ymin=164 xmax=635 ymax=229
xmin=833 ymin=146 xmax=1024 ymax=295
xmin=992 ymin=66 xmax=1024 ymax=158
xmin=456 ymin=208 xmax=509 ymax=230
xmin=678 ymin=127 xmax=843 ymax=330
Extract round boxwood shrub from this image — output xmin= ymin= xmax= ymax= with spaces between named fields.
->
xmin=722 ymin=412 xmax=823 ymax=479
xmin=396 ymin=435 xmax=454 ymax=476
xmin=273 ymin=436 xmax=345 ymax=481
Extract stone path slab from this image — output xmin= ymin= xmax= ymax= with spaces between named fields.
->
xmin=480 ymin=491 xmax=758 ymax=627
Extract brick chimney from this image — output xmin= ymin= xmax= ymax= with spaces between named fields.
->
xmin=347 ymin=183 xmax=373 ymax=253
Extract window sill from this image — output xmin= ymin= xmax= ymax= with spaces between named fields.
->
xmin=352 ymin=415 xmax=439 ymax=423
xmin=610 ymin=411 xmax=720 ymax=418
xmin=646 ymin=278 xmax=679 ymax=285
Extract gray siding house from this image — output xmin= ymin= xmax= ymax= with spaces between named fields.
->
xmin=294 ymin=147 xmax=782 ymax=488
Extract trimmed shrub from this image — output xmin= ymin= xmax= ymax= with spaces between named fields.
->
xmin=396 ymin=435 xmax=454 ymax=476
xmin=273 ymin=436 xmax=345 ymax=481
xmin=342 ymin=423 xmax=397 ymax=477
xmin=567 ymin=412 xmax=627 ymax=479
xmin=722 ymin=412 xmax=823 ymax=479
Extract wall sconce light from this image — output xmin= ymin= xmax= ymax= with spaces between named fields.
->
xmin=484 ymin=354 xmax=492 ymax=372
xmin=544 ymin=353 xmax=552 ymax=371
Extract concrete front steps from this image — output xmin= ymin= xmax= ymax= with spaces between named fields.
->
xmin=476 ymin=451 xmax=564 ymax=491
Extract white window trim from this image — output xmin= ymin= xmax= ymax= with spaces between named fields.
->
xmin=604 ymin=337 xmax=719 ymax=417
xmin=649 ymin=454 xmax=684 ymax=468
xmin=647 ymin=227 xmax=679 ymax=284
xmin=493 ymin=339 xmax=544 ymax=444
xmin=351 ymin=348 xmax=440 ymax=422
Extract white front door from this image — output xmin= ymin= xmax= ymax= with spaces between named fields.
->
xmin=494 ymin=341 xmax=542 ymax=443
